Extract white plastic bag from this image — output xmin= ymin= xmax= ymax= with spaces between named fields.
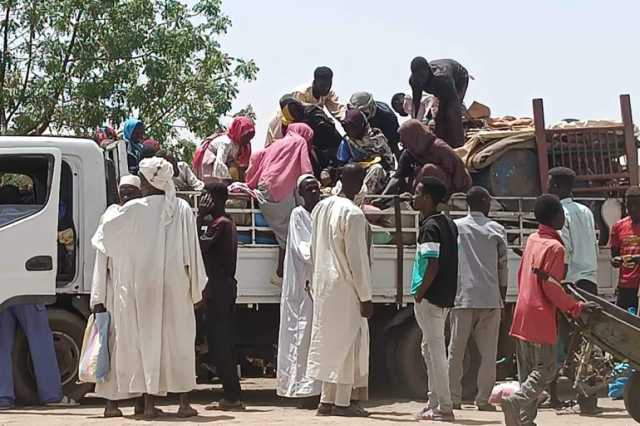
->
xmin=78 ymin=312 xmax=110 ymax=383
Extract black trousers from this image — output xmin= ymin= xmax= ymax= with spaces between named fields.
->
xmin=616 ymin=287 xmax=638 ymax=312
xmin=206 ymin=295 xmax=242 ymax=402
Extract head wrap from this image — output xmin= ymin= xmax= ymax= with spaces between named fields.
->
xmin=343 ymin=109 xmax=369 ymax=138
xmin=119 ymin=175 xmax=141 ymax=189
xmin=297 ymin=173 xmax=317 ymax=192
xmin=143 ymin=138 xmax=161 ymax=151
xmin=349 ymin=92 xmax=377 ymax=119
xmin=286 ymin=123 xmax=314 ymax=144
xmin=399 ymin=119 xmax=436 ymax=164
xmin=138 ymin=157 xmax=177 ymax=225
xmin=227 ymin=116 xmax=255 ymax=167
xmin=123 ymin=118 xmax=143 ymax=143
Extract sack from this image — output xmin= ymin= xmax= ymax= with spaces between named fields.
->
xmin=78 ymin=312 xmax=111 ymax=383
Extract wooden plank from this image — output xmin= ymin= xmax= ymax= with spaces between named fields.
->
xmin=532 ymin=98 xmax=549 ymax=192
xmin=620 ymin=94 xmax=638 ymax=186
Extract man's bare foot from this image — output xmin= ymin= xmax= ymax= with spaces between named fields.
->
xmin=177 ymin=405 xmax=198 ymax=418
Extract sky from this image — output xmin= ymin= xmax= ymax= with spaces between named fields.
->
xmin=215 ymin=0 xmax=640 ymax=147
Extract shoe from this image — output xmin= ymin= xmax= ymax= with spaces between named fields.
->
xmin=270 ymin=273 xmax=283 ymax=288
xmin=501 ymin=398 xmax=522 ymax=426
xmin=477 ymin=403 xmax=497 ymax=412
xmin=45 ymin=396 xmax=79 ymax=407
xmin=205 ymin=399 xmax=245 ymax=411
xmin=416 ymin=408 xmax=455 ymax=421
xmin=332 ymin=403 xmax=370 ymax=417
xmin=316 ymin=403 xmax=333 ymax=416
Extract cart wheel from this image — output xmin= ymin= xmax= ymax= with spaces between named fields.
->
xmin=624 ymin=370 xmax=640 ymax=423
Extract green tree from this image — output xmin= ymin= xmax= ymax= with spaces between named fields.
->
xmin=0 ymin=0 xmax=258 ymax=140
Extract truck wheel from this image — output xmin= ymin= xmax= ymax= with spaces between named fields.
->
xmin=13 ymin=309 xmax=93 ymax=403
xmin=624 ymin=370 xmax=640 ymax=422
xmin=394 ymin=320 xmax=428 ymax=399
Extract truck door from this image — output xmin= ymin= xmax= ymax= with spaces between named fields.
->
xmin=0 ymin=148 xmax=61 ymax=309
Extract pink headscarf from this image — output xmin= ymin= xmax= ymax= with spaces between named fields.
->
xmin=227 ymin=116 xmax=255 ymax=167
xmin=245 ymin=123 xmax=314 ymax=202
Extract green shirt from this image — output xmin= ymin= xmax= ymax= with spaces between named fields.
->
xmin=411 ymin=241 xmax=440 ymax=295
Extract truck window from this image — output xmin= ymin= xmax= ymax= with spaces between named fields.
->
xmin=57 ymin=161 xmax=76 ymax=286
xmin=0 ymin=154 xmax=53 ymax=228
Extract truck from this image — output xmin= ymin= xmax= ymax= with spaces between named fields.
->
xmin=0 ymin=95 xmax=634 ymax=402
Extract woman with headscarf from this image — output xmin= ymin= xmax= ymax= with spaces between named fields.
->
xmin=122 ymin=118 xmax=145 ymax=175
xmin=193 ymin=117 xmax=255 ymax=183
xmin=387 ymin=119 xmax=471 ymax=196
xmin=340 ymin=109 xmax=394 ymax=195
xmin=348 ymin=92 xmax=401 ymax=159
xmin=276 ymin=174 xmax=322 ymax=404
xmin=245 ymin=123 xmax=314 ymax=286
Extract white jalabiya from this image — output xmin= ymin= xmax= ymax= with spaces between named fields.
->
xmin=95 ymin=195 xmax=207 ymax=395
xmin=306 ymin=196 xmax=372 ymax=389
xmin=276 ymin=206 xmax=321 ymax=398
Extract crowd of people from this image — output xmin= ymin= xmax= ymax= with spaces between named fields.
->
xmin=2 ymin=56 xmax=639 ymax=426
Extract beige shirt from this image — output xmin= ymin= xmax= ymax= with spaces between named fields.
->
xmin=291 ymin=83 xmax=346 ymax=121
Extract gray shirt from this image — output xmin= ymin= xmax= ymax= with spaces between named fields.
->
xmin=454 ymin=212 xmax=508 ymax=309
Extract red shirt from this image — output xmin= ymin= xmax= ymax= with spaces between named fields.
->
xmin=609 ymin=216 xmax=640 ymax=289
xmin=510 ymin=225 xmax=583 ymax=345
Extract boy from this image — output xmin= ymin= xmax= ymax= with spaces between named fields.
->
xmin=502 ymin=194 xmax=597 ymax=426
xmin=411 ymin=176 xmax=458 ymax=422
xmin=609 ymin=187 xmax=640 ymax=311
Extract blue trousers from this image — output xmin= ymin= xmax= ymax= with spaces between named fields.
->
xmin=0 ymin=304 xmax=62 ymax=406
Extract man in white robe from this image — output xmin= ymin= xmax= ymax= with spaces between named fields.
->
xmin=276 ymin=174 xmax=322 ymax=403
xmin=307 ymin=164 xmax=373 ymax=418
xmin=91 ymin=175 xmax=143 ymax=417
xmin=96 ymin=158 xmax=207 ymax=419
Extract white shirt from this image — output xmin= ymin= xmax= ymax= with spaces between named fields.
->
xmin=561 ymin=198 xmax=598 ymax=284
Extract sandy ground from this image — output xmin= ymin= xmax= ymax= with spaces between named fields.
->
xmin=0 ymin=378 xmax=634 ymax=425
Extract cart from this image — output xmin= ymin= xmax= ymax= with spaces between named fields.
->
xmin=564 ymin=284 xmax=640 ymax=422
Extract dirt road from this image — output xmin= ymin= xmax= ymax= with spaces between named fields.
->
xmin=0 ymin=379 xmax=634 ymax=425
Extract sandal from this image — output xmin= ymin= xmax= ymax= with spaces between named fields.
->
xmin=332 ymin=403 xmax=370 ymax=417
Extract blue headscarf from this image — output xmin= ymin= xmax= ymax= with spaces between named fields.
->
xmin=123 ymin=118 xmax=144 ymax=174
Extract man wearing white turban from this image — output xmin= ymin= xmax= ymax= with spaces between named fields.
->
xmin=93 ymin=158 xmax=207 ymax=419
xmin=276 ymin=174 xmax=322 ymax=405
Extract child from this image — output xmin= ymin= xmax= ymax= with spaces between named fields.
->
xmin=609 ymin=187 xmax=640 ymax=311
xmin=502 ymin=194 xmax=596 ymax=426
xmin=411 ymin=176 xmax=458 ymax=422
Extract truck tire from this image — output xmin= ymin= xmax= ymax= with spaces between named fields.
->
xmin=13 ymin=309 xmax=93 ymax=404
xmin=394 ymin=320 xmax=428 ymax=399
xmin=624 ymin=370 xmax=640 ymax=422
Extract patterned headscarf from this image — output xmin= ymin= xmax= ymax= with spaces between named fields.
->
xmin=123 ymin=118 xmax=144 ymax=164
xmin=138 ymin=157 xmax=176 ymax=225
xmin=349 ymin=92 xmax=377 ymax=119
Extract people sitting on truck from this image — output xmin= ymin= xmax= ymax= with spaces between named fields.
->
xmin=378 ymin=119 xmax=471 ymax=204
xmin=449 ymin=186 xmax=507 ymax=412
xmin=308 ymin=163 xmax=372 ymax=418
xmin=277 ymin=174 xmax=322 ymax=406
xmin=122 ymin=118 xmax=145 ymax=175
xmin=155 ymin=150 xmax=204 ymax=192
xmin=94 ymin=126 xmax=118 ymax=148
xmin=348 ymin=92 xmax=401 ymax=159
xmin=609 ymin=186 xmax=640 ymax=312
xmin=197 ymin=182 xmax=244 ymax=411
xmin=0 ymin=304 xmax=77 ymax=410
xmin=90 ymin=175 xmax=142 ymax=417
xmin=411 ymin=176 xmax=457 ymax=422
xmin=339 ymin=109 xmax=393 ymax=195
xmin=266 ymin=96 xmax=342 ymax=174
xmin=548 ymin=167 xmax=602 ymax=414
xmin=245 ymin=123 xmax=314 ymax=287
xmin=391 ymin=92 xmax=438 ymax=126
xmin=409 ymin=57 xmax=469 ymax=148
xmin=193 ymin=116 xmax=255 ymax=183
xmin=95 ymin=157 xmax=207 ymax=419
xmin=290 ymin=66 xmax=346 ymax=121
xmin=503 ymin=194 xmax=597 ymax=426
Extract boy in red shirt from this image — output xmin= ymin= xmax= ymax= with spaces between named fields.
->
xmin=502 ymin=195 xmax=596 ymax=426
xmin=609 ymin=187 xmax=640 ymax=311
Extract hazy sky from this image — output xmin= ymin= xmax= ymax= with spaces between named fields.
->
xmin=216 ymin=0 xmax=639 ymax=146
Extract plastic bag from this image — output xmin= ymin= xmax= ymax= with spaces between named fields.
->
xmin=489 ymin=381 xmax=520 ymax=404
xmin=609 ymin=362 xmax=634 ymax=400
xmin=78 ymin=312 xmax=111 ymax=383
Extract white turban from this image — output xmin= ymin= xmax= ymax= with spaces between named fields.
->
xmin=138 ymin=157 xmax=177 ymax=225
xmin=119 ymin=175 xmax=141 ymax=189
xmin=296 ymin=173 xmax=317 ymax=192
